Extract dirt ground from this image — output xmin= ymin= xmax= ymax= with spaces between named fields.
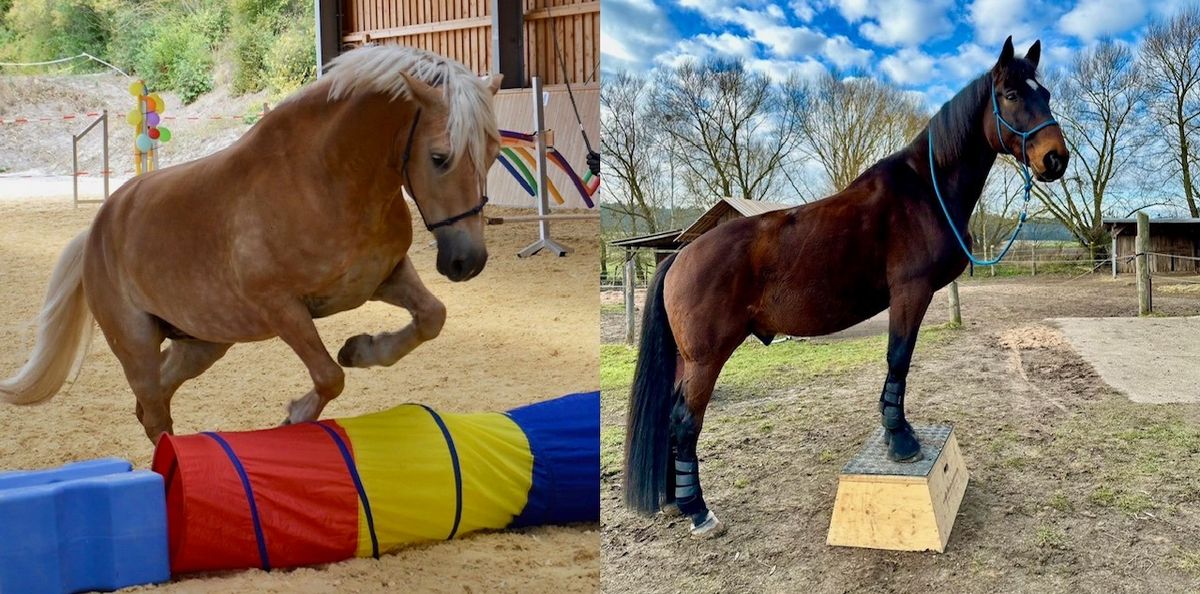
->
xmin=602 ymin=274 xmax=1200 ymax=593
xmin=0 ymin=198 xmax=599 ymax=593
xmin=0 ymin=73 xmax=269 ymax=176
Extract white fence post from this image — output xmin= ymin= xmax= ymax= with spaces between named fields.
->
xmin=624 ymin=256 xmax=636 ymax=345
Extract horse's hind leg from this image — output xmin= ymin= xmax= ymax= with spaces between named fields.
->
xmin=672 ymin=359 xmax=727 ymax=538
xmin=337 ymin=257 xmax=446 ymax=368
xmin=880 ymin=284 xmax=934 ymax=462
xmin=159 ymin=339 xmax=232 ymax=400
xmin=95 ymin=311 xmax=170 ymax=442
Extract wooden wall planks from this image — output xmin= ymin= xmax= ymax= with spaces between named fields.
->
xmin=339 ymin=0 xmax=598 ymax=86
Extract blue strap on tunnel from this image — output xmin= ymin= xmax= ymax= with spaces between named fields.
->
xmin=312 ymin=422 xmax=380 ymax=559
xmin=419 ymin=405 xmax=464 ymax=540
xmin=203 ymin=432 xmax=271 ymax=571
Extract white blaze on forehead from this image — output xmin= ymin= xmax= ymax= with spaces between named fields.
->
xmin=1026 ymin=78 xmax=1039 ymax=91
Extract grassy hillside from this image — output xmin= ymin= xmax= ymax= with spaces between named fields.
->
xmin=0 ymin=0 xmax=315 ymax=103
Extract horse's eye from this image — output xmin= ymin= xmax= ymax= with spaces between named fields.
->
xmin=1005 ymin=92 xmax=1019 ymax=101
xmin=431 ymin=153 xmax=449 ymax=169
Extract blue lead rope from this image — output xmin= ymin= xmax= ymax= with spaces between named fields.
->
xmin=928 ymin=78 xmax=1059 ymax=266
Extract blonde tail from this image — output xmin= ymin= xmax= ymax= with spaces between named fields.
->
xmin=0 ymin=231 xmax=94 ymax=404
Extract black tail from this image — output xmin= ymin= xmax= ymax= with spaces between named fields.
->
xmin=623 ymin=253 xmax=679 ymax=515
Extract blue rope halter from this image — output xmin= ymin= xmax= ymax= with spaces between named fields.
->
xmin=928 ymin=78 xmax=1059 ymax=266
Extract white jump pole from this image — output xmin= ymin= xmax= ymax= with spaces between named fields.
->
xmin=518 ymin=76 xmax=570 ymax=258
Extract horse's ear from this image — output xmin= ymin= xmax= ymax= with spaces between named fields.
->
xmin=997 ymin=35 xmax=1015 ymax=68
xmin=485 ymin=74 xmax=503 ymax=96
xmin=1025 ymin=40 xmax=1041 ymax=69
xmin=400 ymin=72 xmax=444 ymax=108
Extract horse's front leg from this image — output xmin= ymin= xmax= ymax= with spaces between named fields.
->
xmin=337 ymin=257 xmax=446 ymax=368
xmin=880 ymin=283 xmax=934 ymax=462
xmin=259 ymin=299 xmax=346 ymax=425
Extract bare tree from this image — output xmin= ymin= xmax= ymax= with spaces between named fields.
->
xmin=971 ymin=162 xmax=1038 ymax=252
xmin=651 ymin=59 xmax=803 ymax=203
xmin=1141 ymin=7 xmax=1200 ymax=217
xmin=794 ymin=73 xmax=927 ymax=193
xmin=1035 ymin=42 xmax=1149 ymax=258
xmin=601 ymin=71 xmax=670 ymax=235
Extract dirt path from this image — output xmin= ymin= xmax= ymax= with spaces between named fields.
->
xmin=0 ymin=198 xmax=599 ymax=593
xmin=602 ymin=275 xmax=1200 ymax=593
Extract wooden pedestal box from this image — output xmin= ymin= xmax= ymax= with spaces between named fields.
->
xmin=827 ymin=425 xmax=968 ymax=552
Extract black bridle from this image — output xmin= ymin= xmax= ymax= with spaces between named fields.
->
xmin=401 ymin=109 xmax=489 ymax=232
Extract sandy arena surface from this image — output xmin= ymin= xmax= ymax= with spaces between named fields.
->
xmin=1052 ymin=316 xmax=1200 ymax=404
xmin=0 ymin=197 xmax=599 ymax=593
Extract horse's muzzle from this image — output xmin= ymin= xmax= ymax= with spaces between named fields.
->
xmin=433 ymin=227 xmax=488 ymax=282
xmin=1037 ymin=149 xmax=1068 ymax=182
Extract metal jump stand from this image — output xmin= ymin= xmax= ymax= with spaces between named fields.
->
xmin=517 ymin=76 xmax=571 ymax=258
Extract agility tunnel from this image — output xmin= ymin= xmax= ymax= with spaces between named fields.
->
xmin=151 ymin=391 xmax=599 ymax=574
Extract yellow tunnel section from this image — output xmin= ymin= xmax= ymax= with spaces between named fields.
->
xmin=336 ymin=404 xmax=535 ymax=556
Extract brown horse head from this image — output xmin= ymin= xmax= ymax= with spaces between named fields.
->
xmin=987 ymin=36 xmax=1069 ymax=181
xmin=398 ymin=73 xmax=502 ymax=281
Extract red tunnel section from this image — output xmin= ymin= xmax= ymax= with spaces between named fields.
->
xmin=152 ymin=421 xmax=361 ymax=574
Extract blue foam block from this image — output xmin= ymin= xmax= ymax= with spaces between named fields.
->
xmin=0 ymin=458 xmax=170 ymax=594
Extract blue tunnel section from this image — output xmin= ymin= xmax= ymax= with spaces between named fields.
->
xmin=506 ymin=391 xmax=601 ymax=527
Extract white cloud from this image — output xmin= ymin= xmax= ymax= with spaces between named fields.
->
xmin=1058 ymin=0 xmax=1147 ymax=41
xmin=969 ymin=0 xmax=1036 ymax=45
xmin=859 ymin=0 xmax=956 ymax=47
xmin=919 ymin=84 xmax=956 ymax=110
xmin=747 ymin=57 xmax=828 ymax=82
xmin=789 ymin=0 xmax=816 ymax=21
xmin=880 ymin=47 xmax=936 ymax=85
xmin=728 ymin=7 xmax=827 ymax=57
xmin=1150 ymin=0 xmax=1198 ymax=18
xmin=822 ymin=35 xmax=873 ymax=69
xmin=828 ymin=0 xmax=873 ymax=21
xmin=601 ymin=0 xmax=679 ymax=72
xmin=676 ymin=0 xmax=733 ymax=17
xmin=1044 ymin=43 xmax=1077 ymax=73
xmin=698 ymin=32 xmax=759 ymax=59
xmin=942 ymin=43 xmax=997 ymax=79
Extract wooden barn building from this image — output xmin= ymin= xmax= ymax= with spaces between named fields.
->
xmin=1104 ymin=217 xmax=1200 ymax=274
xmin=314 ymin=0 xmax=599 ymax=208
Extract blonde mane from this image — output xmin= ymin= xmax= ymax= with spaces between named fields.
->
xmin=310 ymin=45 xmax=498 ymax=174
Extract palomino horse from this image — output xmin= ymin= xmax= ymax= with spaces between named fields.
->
xmin=0 ymin=45 xmax=502 ymax=442
xmin=624 ymin=37 xmax=1069 ymax=537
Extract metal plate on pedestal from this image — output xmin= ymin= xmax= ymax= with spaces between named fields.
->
xmin=841 ymin=424 xmax=953 ymax=477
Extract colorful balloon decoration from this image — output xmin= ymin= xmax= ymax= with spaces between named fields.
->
xmin=128 ymin=79 xmax=172 ymax=176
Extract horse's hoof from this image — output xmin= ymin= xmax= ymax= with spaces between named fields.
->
xmin=659 ymin=502 xmax=682 ymax=518
xmin=886 ymin=427 xmax=923 ymax=463
xmin=689 ymin=511 xmax=727 ymax=539
xmin=337 ymin=334 xmax=373 ymax=367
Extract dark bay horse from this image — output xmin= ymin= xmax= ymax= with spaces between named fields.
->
xmin=1 ymin=45 xmax=501 ymax=441
xmin=624 ymin=37 xmax=1069 ymax=537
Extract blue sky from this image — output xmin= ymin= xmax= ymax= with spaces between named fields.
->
xmin=602 ymin=0 xmax=1196 ymax=108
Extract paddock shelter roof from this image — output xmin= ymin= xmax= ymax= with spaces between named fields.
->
xmin=676 ymin=198 xmax=794 ymax=242
xmin=611 ymin=198 xmax=795 ymax=251
xmin=1102 ymin=217 xmax=1200 ymax=235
